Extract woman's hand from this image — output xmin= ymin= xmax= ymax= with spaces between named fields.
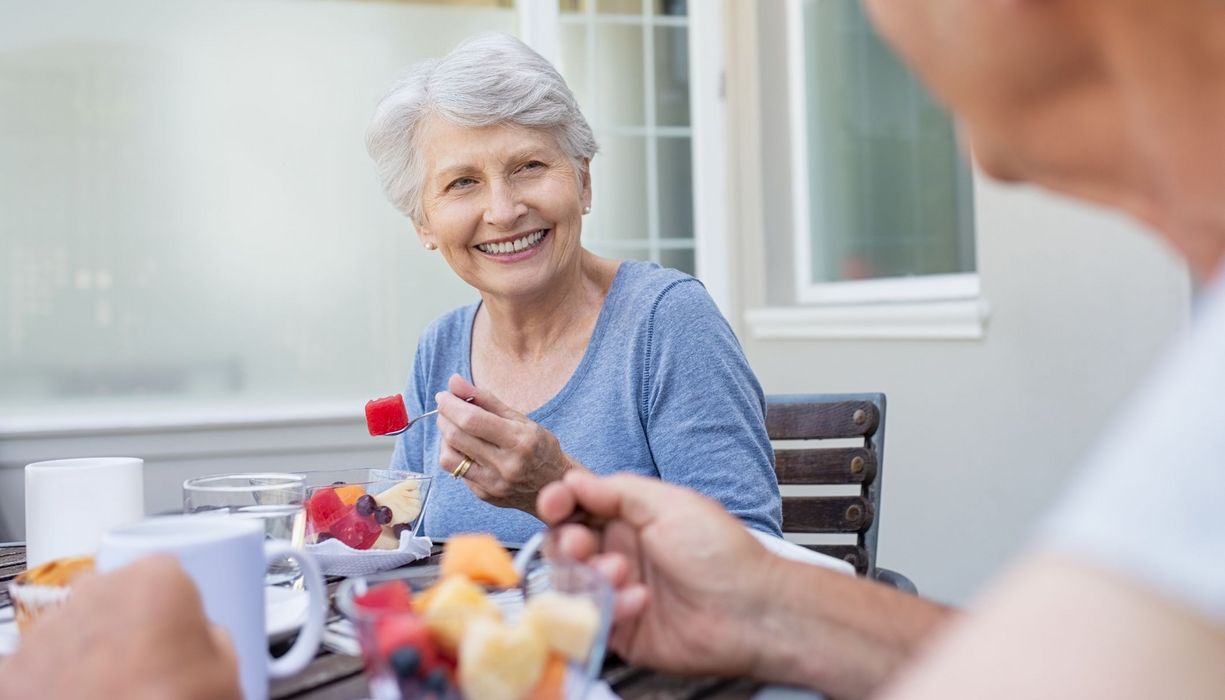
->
xmin=435 ymin=374 xmax=586 ymax=515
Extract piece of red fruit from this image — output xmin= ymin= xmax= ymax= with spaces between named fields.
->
xmin=355 ymin=581 xmax=414 ymax=613
xmin=375 ymin=615 xmax=439 ymax=671
xmin=365 ymin=395 xmax=409 ymax=436
xmin=329 ymin=508 xmax=382 ymax=549
xmin=305 ymin=487 xmax=347 ymax=536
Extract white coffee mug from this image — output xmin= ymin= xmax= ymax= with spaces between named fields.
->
xmin=25 ymin=457 xmax=145 ymax=567
xmin=97 ymin=516 xmax=327 ymax=700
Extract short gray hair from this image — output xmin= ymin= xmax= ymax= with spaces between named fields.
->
xmin=366 ymin=33 xmax=598 ymax=224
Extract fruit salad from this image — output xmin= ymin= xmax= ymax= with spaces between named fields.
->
xmin=338 ymin=535 xmax=610 ymax=700
xmin=304 ymin=473 xmax=430 ymax=550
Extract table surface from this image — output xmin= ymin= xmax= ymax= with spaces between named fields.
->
xmin=0 ymin=544 xmax=764 ymax=699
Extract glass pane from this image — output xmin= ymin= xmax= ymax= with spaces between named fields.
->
xmin=653 ymin=0 xmax=688 ymax=16
xmin=659 ymin=247 xmax=695 ymax=275
xmin=596 ymin=0 xmax=643 ymax=14
xmin=0 ymin=0 xmax=517 ymax=409
xmin=653 ymin=26 xmax=689 ymax=126
xmin=595 ymin=24 xmax=645 ymax=127
xmin=800 ymin=0 xmax=974 ymax=284
xmin=559 ymin=24 xmax=593 ymax=113
xmin=588 ymin=134 xmax=649 ymax=241
xmin=657 ymin=137 xmax=693 ymax=239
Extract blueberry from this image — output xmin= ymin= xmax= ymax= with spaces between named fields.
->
xmin=332 ymin=480 xmax=346 ymax=485
xmin=392 ymin=523 xmax=409 ymax=537
xmin=389 ymin=646 xmax=421 ymax=679
xmin=424 ymin=667 xmax=448 ymax=694
xmin=315 ymin=532 xmax=334 ymax=543
xmin=355 ymin=494 xmax=376 ymax=517
xmin=375 ymin=505 xmax=393 ymax=525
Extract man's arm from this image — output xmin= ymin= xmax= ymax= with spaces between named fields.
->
xmin=880 ymin=552 xmax=1225 ymax=700
xmin=747 ymin=559 xmax=953 ymax=699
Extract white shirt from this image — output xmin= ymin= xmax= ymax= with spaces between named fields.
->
xmin=1043 ymin=269 xmax=1225 ymax=623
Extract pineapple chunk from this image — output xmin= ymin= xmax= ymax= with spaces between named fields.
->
xmin=421 ymin=575 xmax=501 ymax=654
xmin=373 ymin=479 xmax=422 ymax=524
xmin=522 ymin=591 xmax=600 ymax=661
xmin=459 ymin=617 xmax=548 ymax=700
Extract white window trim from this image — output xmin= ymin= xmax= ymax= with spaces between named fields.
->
xmin=689 ymin=0 xmax=733 ymax=315
xmin=519 ymin=0 xmax=561 ymax=65
xmin=772 ymin=0 xmax=986 ymax=339
xmin=745 ymin=297 xmax=990 ymax=341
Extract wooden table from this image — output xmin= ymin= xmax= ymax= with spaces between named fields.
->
xmin=1 ymin=544 xmax=762 ymax=699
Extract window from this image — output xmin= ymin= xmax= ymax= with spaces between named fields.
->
xmin=557 ymin=0 xmax=696 ymax=274
xmin=787 ymin=0 xmax=977 ymax=307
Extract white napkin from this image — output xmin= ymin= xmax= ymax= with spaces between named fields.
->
xmin=748 ymin=529 xmax=856 ymax=576
xmin=306 ymin=532 xmax=432 ymax=577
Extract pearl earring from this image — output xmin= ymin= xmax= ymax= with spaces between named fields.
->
xmin=423 ymin=242 xmax=436 ymax=250
xmin=582 ymin=205 xmax=591 ymax=215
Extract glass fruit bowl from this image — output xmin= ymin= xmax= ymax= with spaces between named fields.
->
xmin=335 ymin=558 xmax=613 ymax=700
xmin=299 ymin=468 xmax=432 ymax=550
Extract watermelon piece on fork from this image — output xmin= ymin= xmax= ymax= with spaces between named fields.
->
xmin=366 ymin=394 xmax=410 ymax=436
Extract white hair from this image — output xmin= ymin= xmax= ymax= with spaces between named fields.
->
xmin=366 ymin=33 xmax=598 ymax=224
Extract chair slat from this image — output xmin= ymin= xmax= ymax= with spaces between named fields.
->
xmin=803 ymin=544 xmax=869 ymax=575
xmin=781 ymin=496 xmax=874 ymax=533
xmin=766 ymin=401 xmax=879 ymax=440
xmin=775 ymin=447 xmax=877 ymax=485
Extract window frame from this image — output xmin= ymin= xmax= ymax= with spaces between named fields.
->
xmin=783 ymin=0 xmax=983 ymax=311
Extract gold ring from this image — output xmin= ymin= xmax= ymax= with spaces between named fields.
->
xmin=452 ymin=457 xmax=473 ymax=479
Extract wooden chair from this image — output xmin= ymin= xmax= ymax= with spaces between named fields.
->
xmin=766 ymin=393 xmax=915 ymax=591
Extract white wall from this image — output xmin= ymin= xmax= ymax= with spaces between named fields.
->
xmin=0 ymin=0 xmax=514 ymax=539
xmin=730 ymin=1 xmax=1191 ymax=604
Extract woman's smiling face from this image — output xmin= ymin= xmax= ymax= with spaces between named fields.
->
xmin=416 ymin=116 xmax=592 ymax=300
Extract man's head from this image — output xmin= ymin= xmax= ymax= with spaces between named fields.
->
xmin=863 ymin=0 xmax=1225 ymax=277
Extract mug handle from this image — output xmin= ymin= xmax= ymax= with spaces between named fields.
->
xmin=263 ymin=542 xmax=327 ymax=679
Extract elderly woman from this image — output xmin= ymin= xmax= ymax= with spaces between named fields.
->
xmin=367 ymin=33 xmax=780 ymax=543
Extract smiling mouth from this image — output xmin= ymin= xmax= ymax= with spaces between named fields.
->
xmin=475 ymin=229 xmax=548 ymax=255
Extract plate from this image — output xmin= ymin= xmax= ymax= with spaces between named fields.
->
xmin=266 ymin=586 xmax=310 ymax=642
xmin=0 ymin=587 xmax=310 ymax=655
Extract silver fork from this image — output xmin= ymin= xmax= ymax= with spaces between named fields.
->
xmin=385 ymin=397 xmax=474 ymax=436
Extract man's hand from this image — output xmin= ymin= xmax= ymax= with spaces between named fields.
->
xmin=538 ymin=471 xmax=953 ymax=699
xmin=537 ymin=470 xmax=783 ymax=678
xmin=0 ymin=556 xmax=241 ymax=700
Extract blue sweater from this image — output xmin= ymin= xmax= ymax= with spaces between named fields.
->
xmin=390 ymin=260 xmax=782 ymax=542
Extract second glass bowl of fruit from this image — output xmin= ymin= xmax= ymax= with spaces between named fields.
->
xmin=301 ymin=468 xmax=432 ymax=550
xmin=336 ymin=534 xmax=613 ymax=700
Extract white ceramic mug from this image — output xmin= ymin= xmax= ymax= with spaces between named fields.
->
xmin=25 ymin=457 xmax=145 ymax=567
xmin=97 ymin=516 xmax=327 ymax=700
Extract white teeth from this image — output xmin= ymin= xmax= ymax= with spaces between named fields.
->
xmin=478 ymin=230 xmax=546 ymax=255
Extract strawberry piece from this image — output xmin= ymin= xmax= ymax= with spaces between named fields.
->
xmin=305 ymin=487 xmax=347 ymax=536
xmin=375 ymin=615 xmax=439 ymax=671
xmin=329 ymin=508 xmax=382 ymax=549
xmin=365 ymin=395 xmax=409 ymax=436
xmin=355 ymin=581 xmax=414 ymax=613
